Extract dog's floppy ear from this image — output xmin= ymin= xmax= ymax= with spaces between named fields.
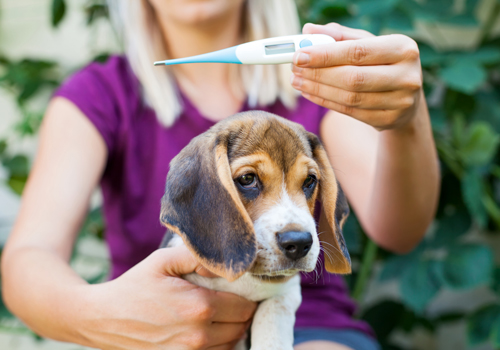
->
xmin=160 ymin=129 xmax=256 ymax=281
xmin=307 ymin=133 xmax=351 ymax=274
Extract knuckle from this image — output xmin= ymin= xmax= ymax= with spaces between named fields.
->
xmin=343 ymin=91 xmax=362 ymax=106
xmin=311 ymin=68 xmax=321 ymax=82
xmin=326 ymin=22 xmax=342 ymax=30
xmin=339 ymin=104 xmax=355 ymax=116
xmin=401 ymin=96 xmax=415 ymax=109
xmin=346 ymin=70 xmax=366 ymax=90
xmin=188 ymin=331 xmax=210 ymax=349
xmin=196 ymin=301 xmax=215 ymax=322
xmin=382 ymin=112 xmax=401 ymax=128
xmin=404 ymin=73 xmax=422 ymax=90
xmin=321 ymin=47 xmax=335 ymax=67
xmin=182 ymin=294 xmax=215 ymax=322
xmin=348 ymin=43 xmax=369 ymax=65
xmin=402 ymin=37 xmax=420 ymax=61
xmin=311 ymin=81 xmax=321 ymax=96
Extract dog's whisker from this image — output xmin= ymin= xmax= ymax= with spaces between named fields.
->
xmin=321 ymin=241 xmax=344 ymax=256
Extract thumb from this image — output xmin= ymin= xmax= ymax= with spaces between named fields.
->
xmin=154 ymin=246 xmax=219 ymax=278
xmin=302 ymin=22 xmax=374 ymax=40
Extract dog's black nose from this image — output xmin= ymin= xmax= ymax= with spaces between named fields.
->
xmin=277 ymin=231 xmax=313 ymax=260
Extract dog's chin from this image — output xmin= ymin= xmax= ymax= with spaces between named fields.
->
xmin=250 ymin=271 xmax=300 ymax=283
xmin=250 ymin=261 xmax=317 ymax=283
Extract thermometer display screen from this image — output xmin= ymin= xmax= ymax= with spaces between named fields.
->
xmin=265 ymin=43 xmax=295 ymax=55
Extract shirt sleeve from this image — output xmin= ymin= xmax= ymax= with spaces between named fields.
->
xmin=53 ymin=57 xmax=127 ymax=156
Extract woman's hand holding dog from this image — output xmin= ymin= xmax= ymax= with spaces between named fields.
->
xmin=78 ymin=246 xmax=256 ymax=350
xmin=291 ymin=23 xmax=423 ymax=131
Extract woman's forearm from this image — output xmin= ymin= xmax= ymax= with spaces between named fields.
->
xmin=363 ymin=92 xmax=440 ymax=253
xmin=1 ymin=245 xmax=93 ymax=346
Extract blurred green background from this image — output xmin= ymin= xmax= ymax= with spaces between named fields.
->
xmin=1 ymin=0 xmax=500 ymax=349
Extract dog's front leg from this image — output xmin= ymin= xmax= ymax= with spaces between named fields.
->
xmin=250 ymin=275 xmax=302 ymax=350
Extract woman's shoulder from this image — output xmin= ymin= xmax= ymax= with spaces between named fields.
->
xmin=59 ymin=55 xmax=139 ymax=98
xmin=53 ymin=55 xmax=144 ymax=155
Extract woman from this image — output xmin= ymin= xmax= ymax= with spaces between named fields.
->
xmin=1 ymin=0 xmax=439 ymax=349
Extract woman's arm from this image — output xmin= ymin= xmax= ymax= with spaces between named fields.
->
xmin=1 ymin=98 xmax=255 ymax=349
xmin=320 ymin=97 xmax=438 ymax=253
xmin=292 ymin=23 xmax=440 ymax=253
xmin=1 ymin=98 xmax=107 ymax=342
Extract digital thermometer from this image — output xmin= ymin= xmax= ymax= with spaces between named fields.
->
xmin=153 ymin=34 xmax=335 ymax=66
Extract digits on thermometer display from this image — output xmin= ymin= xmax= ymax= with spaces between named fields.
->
xmin=154 ymin=34 xmax=335 ymax=66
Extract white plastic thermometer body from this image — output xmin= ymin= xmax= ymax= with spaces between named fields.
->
xmin=154 ymin=34 xmax=335 ymax=66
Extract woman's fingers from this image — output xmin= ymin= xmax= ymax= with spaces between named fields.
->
xmin=293 ymin=34 xmax=419 ymax=68
xmin=291 ymin=63 xmax=422 ymax=93
xmin=208 ymin=339 xmax=244 ymax=350
xmin=301 ymin=92 xmax=412 ymax=130
xmin=209 ymin=290 xmax=257 ymax=323
xmin=206 ymin=322 xmax=249 ymax=347
xmin=303 ymin=22 xmax=374 ymax=40
xmin=291 ymin=77 xmax=414 ymax=110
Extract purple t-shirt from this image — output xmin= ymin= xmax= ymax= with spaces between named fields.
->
xmin=55 ymin=56 xmax=373 ymax=335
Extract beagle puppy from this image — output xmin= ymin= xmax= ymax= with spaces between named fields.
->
xmin=159 ymin=111 xmax=351 ymax=350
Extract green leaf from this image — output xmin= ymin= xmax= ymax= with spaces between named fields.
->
xmin=492 ymin=267 xmax=500 ymax=294
xmin=452 ymin=47 xmax=500 ymax=65
xmin=461 ymin=169 xmax=488 ymax=227
xmin=343 ymin=213 xmax=363 ymax=254
xmin=430 ymin=206 xmax=471 ymax=247
xmin=441 ymin=244 xmax=493 ymax=290
xmin=461 ymin=122 xmax=500 ymax=167
xmin=473 ymin=91 xmax=500 ymax=133
xmin=353 ymin=0 xmax=399 ymax=17
xmin=0 ymin=139 xmax=6 ymax=157
xmin=491 ymin=316 xmax=500 ymax=349
xmin=419 ymin=45 xmax=449 ymax=67
xmin=85 ymin=269 xmax=108 ymax=284
xmin=379 ymin=251 xmax=419 ymax=282
xmin=7 ymin=175 xmax=28 ymax=195
xmin=400 ymin=260 xmax=442 ymax=313
xmin=385 ymin=9 xmax=413 ymax=31
xmin=361 ymin=300 xmax=405 ymax=341
xmin=51 ymin=0 xmax=66 ymax=27
xmin=0 ymin=289 xmax=15 ymax=319
xmin=467 ymin=304 xmax=500 ymax=346
xmin=86 ymin=3 xmax=109 ymax=26
xmin=439 ymin=59 xmax=487 ymax=94
xmin=2 ymin=155 xmax=29 ymax=177
xmin=429 ymin=108 xmax=447 ymax=133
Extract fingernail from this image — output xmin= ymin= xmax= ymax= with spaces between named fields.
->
xmin=290 ymin=73 xmax=303 ymax=88
xmin=294 ymin=52 xmax=310 ymax=66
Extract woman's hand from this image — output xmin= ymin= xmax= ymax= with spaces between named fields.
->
xmin=77 ymin=246 xmax=256 ymax=350
xmin=291 ymin=23 xmax=423 ymax=131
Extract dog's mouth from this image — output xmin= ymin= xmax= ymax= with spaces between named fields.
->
xmin=250 ymin=266 xmax=303 ymax=282
xmin=250 ymin=274 xmax=290 ymax=283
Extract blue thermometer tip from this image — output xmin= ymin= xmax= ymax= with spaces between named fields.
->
xmin=154 ymin=46 xmax=241 ymax=66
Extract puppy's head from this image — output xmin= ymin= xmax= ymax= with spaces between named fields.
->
xmin=160 ymin=111 xmax=351 ymax=281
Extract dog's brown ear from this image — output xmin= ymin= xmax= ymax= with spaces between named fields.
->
xmin=160 ymin=129 xmax=256 ymax=281
xmin=307 ymin=133 xmax=351 ymax=274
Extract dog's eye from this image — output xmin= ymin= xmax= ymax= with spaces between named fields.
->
xmin=303 ymin=175 xmax=317 ymax=189
xmin=238 ymin=173 xmax=257 ymax=187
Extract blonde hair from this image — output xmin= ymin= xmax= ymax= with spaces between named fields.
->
xmin=107 ymin=0 xmax=301 ymax=127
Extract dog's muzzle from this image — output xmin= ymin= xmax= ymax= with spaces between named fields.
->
xmin=277 ymin=231 xmax=313 ymax=261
